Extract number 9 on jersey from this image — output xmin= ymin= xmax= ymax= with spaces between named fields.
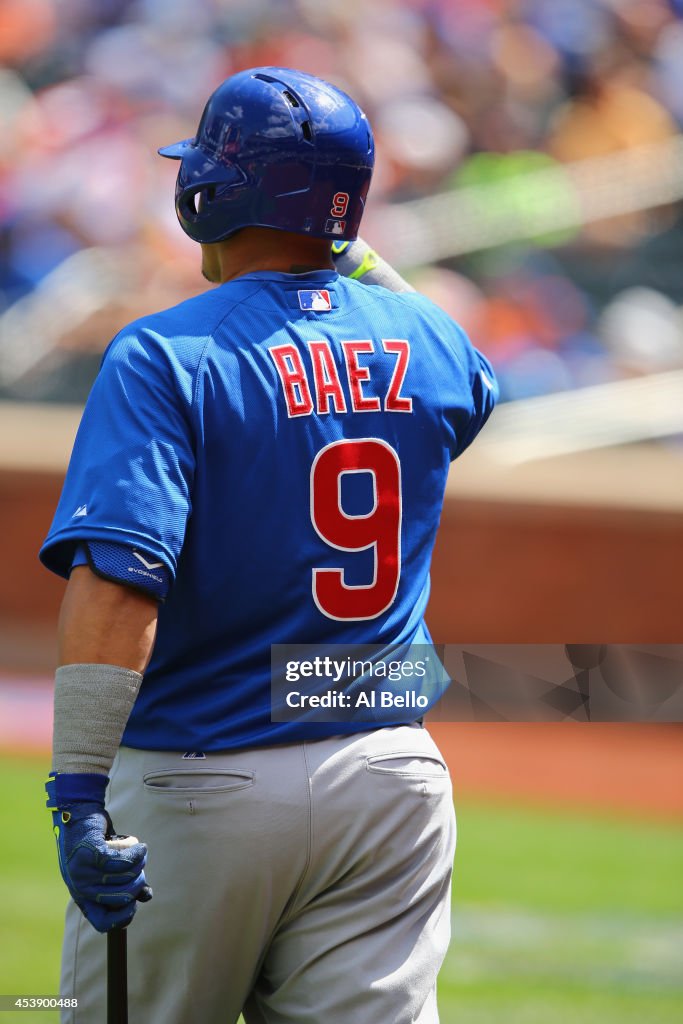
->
xmin=310 ymin=438 xmax=401 ymax=621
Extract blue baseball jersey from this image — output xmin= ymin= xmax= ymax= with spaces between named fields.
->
xmin=41 ymin=270 xmax=497 ymax=750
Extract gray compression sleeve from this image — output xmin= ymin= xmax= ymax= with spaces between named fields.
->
xmin=332 ymin=238 xmax=415 ymax=293
xmin=52 ymin=663 xmax=143 ymax=776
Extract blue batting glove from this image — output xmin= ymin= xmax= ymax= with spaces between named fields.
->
xmin=45 ymin=772 xmax=152 ymax=933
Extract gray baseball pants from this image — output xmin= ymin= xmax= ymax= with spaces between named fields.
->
xmin=60 ymin=724 xmax=456 ymax=1023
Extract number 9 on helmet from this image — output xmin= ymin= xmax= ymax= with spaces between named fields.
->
xmin=158 ymin=67 xmax=375 ymax=245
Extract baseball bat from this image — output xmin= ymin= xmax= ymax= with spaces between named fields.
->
xmin=107 ymin=927 xmax=128 ymax=1024
xmin=105 ymin=834 xmax=152 ymax=1024
xmin=333 ymin=238 xmax=415 ymax=293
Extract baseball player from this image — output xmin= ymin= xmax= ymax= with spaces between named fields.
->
xmin=41 ymin=67 xmax=497 ymax=1023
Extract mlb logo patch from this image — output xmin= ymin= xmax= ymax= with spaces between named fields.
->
xmin=324 ymin=219 xmax=346 ymax=235
xmin=298 ymin=289 xmax=332 ymax=311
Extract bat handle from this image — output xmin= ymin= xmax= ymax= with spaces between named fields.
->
xmin=105 ymin=833 xmax=139 ymax=851
xmin=107 ymin=927 xmax=128 ymax=1024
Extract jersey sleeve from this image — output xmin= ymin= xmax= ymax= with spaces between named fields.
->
xmin=70 ymin=541 xmax=171 ymax=601
xmin=40 ymin=324 xmax=197 ymax=581
xmin=447 ymin=327 xmax=498 ymax=460
xmin=403 ymin=291 xmax=499 ymax=461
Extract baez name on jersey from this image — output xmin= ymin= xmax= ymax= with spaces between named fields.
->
xmin=269 ymin=338 xmax=412 ymax=418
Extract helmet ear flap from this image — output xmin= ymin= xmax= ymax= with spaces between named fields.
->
xmin=179 ymin=186 xmax=218 ymax=227
xmin=196 ymin=187 xmax=216 ymax=215
xmin=178 ymin=184 xmax=228 ymax=237
xmin=179 ymin=188 xmax=201 ymax=222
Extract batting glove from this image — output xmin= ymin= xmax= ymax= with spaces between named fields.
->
xmin=45 ymin=772 xmax=152 ymax=933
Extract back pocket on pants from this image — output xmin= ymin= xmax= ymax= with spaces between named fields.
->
xmin=142 ymin=768 xmax=255 ymax=794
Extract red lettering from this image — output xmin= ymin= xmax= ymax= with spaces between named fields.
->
xmin=269 ymin=344 xmax=313 ymax=417
xmin=308 ymin=341 xmax=347 ymax=414
xmin=342 ymin=340 xmax=381 ymax=413
xmin=331 ymin=192 xmax=350 ymax=217
xmin=382 ymin=339 xmax=412 ymax=412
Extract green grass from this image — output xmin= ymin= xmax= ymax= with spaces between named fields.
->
xmin=452 ymin=800 xmax=683 ymax=914
xmin=438 ymin=799 xmax=683 ymax=1023
xmin=0 ymin=756 xmax=63 ymax=1023
xmin=1 ymin=757 xmax=681 ymax=1023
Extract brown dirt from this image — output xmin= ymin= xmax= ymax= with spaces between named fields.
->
xmin=429 ymin=721 xmax=683 ymax=821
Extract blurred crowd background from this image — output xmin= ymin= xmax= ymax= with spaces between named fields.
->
xmin=2 ymin=0 xmax=683 ymax=404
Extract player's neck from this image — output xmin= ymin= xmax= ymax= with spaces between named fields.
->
xmin=202 ymin=228 xmax=334 ymax=284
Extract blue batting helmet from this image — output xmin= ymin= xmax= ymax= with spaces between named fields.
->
xmin=158 ymin=67 xmax=374 ymax=244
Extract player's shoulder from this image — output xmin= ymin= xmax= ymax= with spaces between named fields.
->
xmin=341 ymin=278 xmax=471 ymax=357
xmin=340 ymin=275 xmax=459 ymax=321
xmin=104 ymin=281 xmax=261 ymax=368
xmin=382 ymin=285 xmax=466 ymax=335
